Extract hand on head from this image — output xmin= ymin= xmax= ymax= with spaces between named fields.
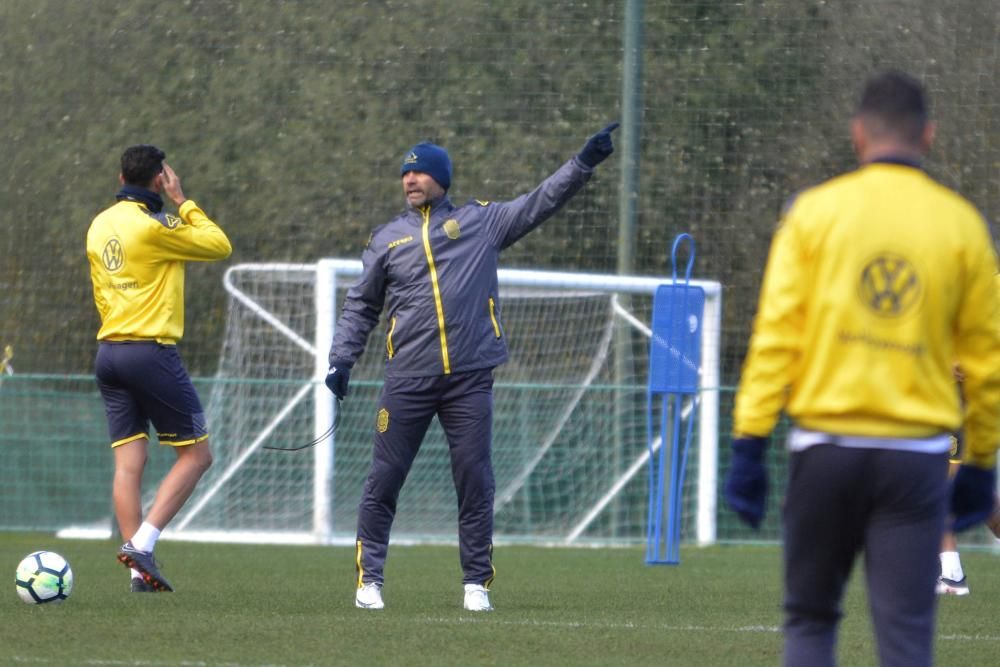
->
xmin=160 ymin=163 xmax=186 ymax=206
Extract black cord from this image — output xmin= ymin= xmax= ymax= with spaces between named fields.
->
xmin=263 ymin=399 xmax=342 ymax=451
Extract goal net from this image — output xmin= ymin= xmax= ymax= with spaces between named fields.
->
xmin=168 ymin=259 xmax=721 ymax=546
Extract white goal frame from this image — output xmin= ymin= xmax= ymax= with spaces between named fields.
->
xmin=193 ymin=259 xmax=723 ymax=546
xmin=61 ymin=259 xmax=722 ymax=546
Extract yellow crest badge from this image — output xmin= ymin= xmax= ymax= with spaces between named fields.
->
xmin=377 ymin=408 xmax=390 ymax=433
xmin=443 ymin=219 xmax=461 ymax=240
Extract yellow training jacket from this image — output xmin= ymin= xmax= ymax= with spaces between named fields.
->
xmin=87 ymin=199 xmax=232 ymax=344
xmin=734 ymin=161 xmax=1000 ymax=468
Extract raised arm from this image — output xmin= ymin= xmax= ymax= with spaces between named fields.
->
xmin=487 ymin=123 xmax=618 ymax=249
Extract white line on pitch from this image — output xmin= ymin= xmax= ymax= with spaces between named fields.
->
xmin=417 ymin=616 xmax=1000 ymax=642
xmin=419 ymin=616 xmax=779 ymax=633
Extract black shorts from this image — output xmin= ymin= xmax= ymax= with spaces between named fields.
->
xmin=95 ymin=341 xmax=207 ymax=447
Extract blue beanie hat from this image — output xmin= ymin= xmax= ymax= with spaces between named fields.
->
xmin=400 ymin=142 xmax=452 ymax=190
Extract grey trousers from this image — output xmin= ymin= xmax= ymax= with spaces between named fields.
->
xmin=355 ymin=369 xmax=495 ymax=587
xmin=782 ymin=444 xmax=949 ymax=667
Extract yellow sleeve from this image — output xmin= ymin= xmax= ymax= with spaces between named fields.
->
xmin=153 ymin=200 xmax=232 ymax=261
xmin=954 ymin=244 xmax=1000 ymax=469
xmin=732 ymin=213 xmax=808 ymax=437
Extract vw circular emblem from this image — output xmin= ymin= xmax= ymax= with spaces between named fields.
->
xmin=102 ymin=237 xmax=125 ymax=273
xmin=858 ymin=253 xmax=921 ymax=318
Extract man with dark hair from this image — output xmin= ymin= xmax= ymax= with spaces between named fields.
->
xmin=87 ymin=144 xmax=232 ymax=592
xmin=723 ymin=70 xmax=1000 ymax=665
xmin=327 ymin=123 xmax=618 ymax=612
xmin=120 ymin=144 xmax=167 ymax=186
xmin=854 ymin=70 xmax=929 ymax=143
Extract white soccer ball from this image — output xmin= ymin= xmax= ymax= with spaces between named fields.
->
xmin=15 ymin=551 xmax=74 ymax=604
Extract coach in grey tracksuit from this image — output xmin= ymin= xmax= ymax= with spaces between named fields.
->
xmin=326 ymin=124 xmax=618 ymax=609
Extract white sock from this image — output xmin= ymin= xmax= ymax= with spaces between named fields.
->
xmin=130 ymin=522 xmax=162 ymax=553
xmin=940 ymin=551 xmax=964 ymax=581
xmin=131 ymin=568 xmax=143 ymax=580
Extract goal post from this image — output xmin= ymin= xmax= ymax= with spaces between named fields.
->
xmin=148 ymin=259 xmax=723 ymax=547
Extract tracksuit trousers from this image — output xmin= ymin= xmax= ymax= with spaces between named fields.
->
xmin=355 ymin=368 xmax=496 ymax=588
xmin=782 ymin=444 xmax=949 ymax=667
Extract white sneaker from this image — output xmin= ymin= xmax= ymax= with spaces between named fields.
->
xmin=355 ymin=582 xmax=384 ymax=609
xmin=936 ymin=576 xmax=970 ymax=596
xmin=463 ymin=584 xmax=493 ymax=612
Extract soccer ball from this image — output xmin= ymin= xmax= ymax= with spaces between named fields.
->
xmin=15 ymin=551 xmax=73 ymax=604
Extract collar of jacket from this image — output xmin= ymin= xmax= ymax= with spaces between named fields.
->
xmin=116 ymin=184 xmax=164 ymax=213
xmin=868 ymin=155 xmax=923 ymax=170
xmin=409 ymin=196 xmax=453 ymax=217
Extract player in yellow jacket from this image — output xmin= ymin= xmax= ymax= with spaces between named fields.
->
xmin=724 ymin=72 xmax=1000 ymax=666
xmin=87 ymin=144 xmax=231 ymax=592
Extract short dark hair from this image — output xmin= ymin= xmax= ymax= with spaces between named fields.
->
xmin=120 ymin=144 xmax=166 ymax=187
xmin=856 ymin=70 xmax=929 ymax=144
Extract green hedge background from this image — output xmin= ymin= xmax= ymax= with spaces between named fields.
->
xmin=2 ymin=0 xmax=997 ymax=382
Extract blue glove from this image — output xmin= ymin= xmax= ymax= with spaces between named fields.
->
xmin=950 ymin=464 xmax=997 ymax=532
xmin=325 ymin=359 xmax=352 ymax=400
xmin=577 ymin=122 xmax=620 ymax=168
xmin=724 ymin=436 xmax=769 ymax=529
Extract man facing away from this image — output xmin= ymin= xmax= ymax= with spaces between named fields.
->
xmin=87 ymin=144 xmax=232 ymax=592
xmin=326 ymin=123 xmax=618 ymax=611
xmin=724 ymin=71 xmax=1000 ymax=666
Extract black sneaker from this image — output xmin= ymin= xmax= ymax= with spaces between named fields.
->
xmin=117 ymin=542 xmax=173 ymax=592
xmin=130 ymin=578 xmax=155 ymax=593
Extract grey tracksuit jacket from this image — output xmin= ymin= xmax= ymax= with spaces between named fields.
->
xmin=329 ymin=155 xmax=594 ymax=376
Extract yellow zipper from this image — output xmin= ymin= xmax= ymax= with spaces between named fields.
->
xmin=488 ymin=297 xmax=501 ymax=338
xmin=421 ymin=206 xmax=451 ymax=374
xmin=386 ymin=316 xmax=396 ymax=359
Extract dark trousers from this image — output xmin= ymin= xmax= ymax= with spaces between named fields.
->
xmin=782 ymin=444 xmax=949 ymax=667
xmin=356 ymin=369 xmax=495 ymax=587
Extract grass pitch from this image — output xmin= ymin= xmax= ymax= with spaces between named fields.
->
xmin=2 ymin=532 xmax=999 ymax=666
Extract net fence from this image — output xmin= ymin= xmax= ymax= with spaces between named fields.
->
xmin=1 ymin=0 xmax=998 ymax=546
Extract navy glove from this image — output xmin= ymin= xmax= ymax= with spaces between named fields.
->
xmin=950 ymin=464 xmax=997 ymax=532
xmin=325 ymin=359 xmax=352 ymax=400
xmin=724 ymin=436 xmax=769 ymax=529
xmin=577 ymin=122 xmax=620 ymax=168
